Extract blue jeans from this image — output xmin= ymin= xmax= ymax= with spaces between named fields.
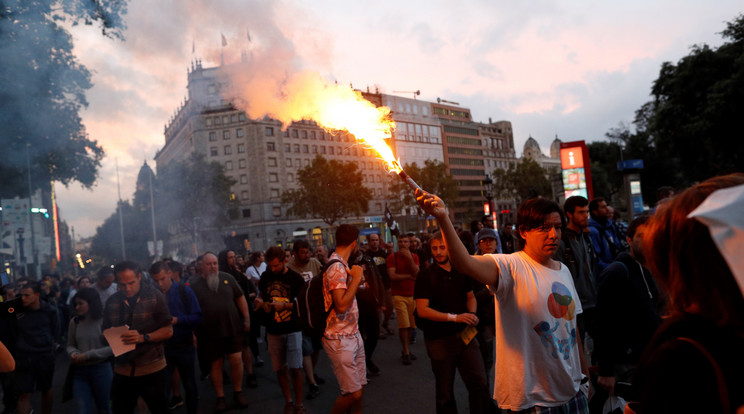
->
xmin=72 ymin=363 xmax=113 ymax=414
xmin=165 ymin=344 xmax=199 ymax=414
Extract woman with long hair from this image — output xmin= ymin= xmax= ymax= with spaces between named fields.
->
xmin=629 ymin=173 xmax=744 ymax=413
xmin=67 ymin=287 xmax=113 ymax=414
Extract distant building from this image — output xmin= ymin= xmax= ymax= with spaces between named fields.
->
xmin=521 ymin=135 xmax=564 ymax=204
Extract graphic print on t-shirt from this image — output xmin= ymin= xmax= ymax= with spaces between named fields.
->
xmin=534 ymin=282 xmax=578 ymax=360
xmin=266 ymin=281 xmax=292 ymax=323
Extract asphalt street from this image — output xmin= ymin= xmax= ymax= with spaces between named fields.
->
xmin=19 ymin=321 xmax=495 ymax=414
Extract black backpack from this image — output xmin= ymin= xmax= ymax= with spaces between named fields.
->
xmin=296 ymin=259 xmax=342 ymax=337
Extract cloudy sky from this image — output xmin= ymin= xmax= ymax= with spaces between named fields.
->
xmin=56 ymin=0 xmax=742 ymax=239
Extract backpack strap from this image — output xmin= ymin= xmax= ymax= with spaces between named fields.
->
xmin=322 ymin=259 xmax=344 ymax=312
xmin=674 ymin=337 xmax=730 ymax=414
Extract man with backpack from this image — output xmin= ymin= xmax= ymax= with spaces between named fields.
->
xmin=150 ymin=261 xmax=203 ymax=414
xmin=254 ymin=246 xmax=307 ymax=414
xmin=322 ymin=224 xmax=367 ymax=414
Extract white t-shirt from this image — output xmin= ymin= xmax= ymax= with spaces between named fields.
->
xmin=487 ymin=251 xmax=584 ymax=410
xmin=246 ymin=262 xmax=267 ymax=282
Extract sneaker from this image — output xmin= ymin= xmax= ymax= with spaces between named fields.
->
xmin=295 ymin=404 xmax=307 ymax=414
xmin=314 ymin=374 xmax=326 ymax=385
xmin=306 ymin=383 xmax=321 ymax=400
xmin=255 ymin=356 xmax=264 ymax=367
xmin=246 ymin=373 xmax=258 ymax=388
xmin=401 ymin=353 xmax=412 ymax=365
xmin=283 ymin=401 xmax=296 ymax=414
xmin=234 ymin=392 xmax=249 ymax=409
xmin=168 ymin=395 xmax=184 ymax=410
xmin=367 ymin=360 xmax=380 ymax=376
xmin=215 ymin=396 xmax=228 ymax=413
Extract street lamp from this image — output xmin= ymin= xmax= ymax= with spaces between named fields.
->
xmin=483 ymin=174 xmax=494 ymax=216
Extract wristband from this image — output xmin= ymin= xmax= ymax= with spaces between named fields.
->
xmin=447 ymin=313 xmax=457 ymax=322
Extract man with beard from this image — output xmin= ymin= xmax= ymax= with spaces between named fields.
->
xmin=417 ymin=193 xmax=591 ymax=412
xmin=592 ymin=216 xmax=662 ymax=406
xmin=287 ymin=240 xmax=325 ymax=400
xmin=414 ymin=232 xmax=490 ymax=414
xmin=102 ymin=261 xmax=173 ymax=414
xmin=556 ymin=196 xmax=598 ymax=343
xmin=255 ymin=246 xmax=307 ymax=414
xmin=323 ymin=224 xmax=366 ymax=414
xmin=189 ymin=252 xmax=250 ymax=412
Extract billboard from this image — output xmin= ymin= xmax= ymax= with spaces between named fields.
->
xmin=559 ymin=141 xmax=593 ymax=200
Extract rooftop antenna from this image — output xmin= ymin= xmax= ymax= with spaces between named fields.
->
xmin=393 ymin=90 xmax=421 ymax=100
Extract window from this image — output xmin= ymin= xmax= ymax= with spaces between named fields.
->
xmin=269 ymin=173 xmax=278 ymax=182
xmin=224 ymin=145 xmax=232 ymax=155
xmin=320 ymin=146 xmax=326 ymax=154
xmin=239 ymin=113 xmax=246 ymax=121
xmin=238 ymin=159 xmax=246 ymax=169
xmin=271 ymin=189 xmax=280 ymax=198
xmin=240 ymin=175 xmax=247 ymax=184
xmin=338 ymin=146 xmax=342 ymax=154
xmin=328 ymin=147 xmax=334 ymax=155
xmin=237 ymin=128 xmax=244 ymax=137
xmin=206 ymin=118 xmax=213 ymax=126
xmin=422 ymin=106 xmax=429 ymax=116
xmin=267 ymin=142 xmax=276 ymax=151
xmin=301 ymin=130 xmax=308 ymax=139
xmin=209 ymin=132 xmax=217 ymax=141
xmin=295 ymin=158 xmax=301 ymax=167
xmin=265 ymin=127 xmax=274 ymax=136
xmin=272 ymin=206 xmax=281 ymax=216
xmin=231 ymin=114 xmax=237 ymax=122
xmin=223 ymin=130 xmax=230 ymax=140
xmin=304 ymin=159 xmax=310 ymax=166
xmin=242 ymin=208 xmax=251 ymax=218
xmin=310 ymin=131 xmax=316 ymax=139
xmin=268 ymin=157 xmax=277 ymax=167
xmin=222 ymin=116 xmax=228 ymax=124
xmin=225 ymin=161 xmax=233 ymax=170
xmin=412 ymin=105 xmax=418 ymax=115
xmin=215 ymin=117 xmax=222 ymax=125
xmin=286 ymin=158 xmax=292 ymax=167
xmin=284 ymin=143 xmax=291 ymax=152
xmin=210 ymin=147 xmax=218 ymax=156
xmin=294 ymin=144 xmax=300 ymax=153
xmin=311 ymin=145 xmax=317 ymax=154
xmin=208 ymin=85 xmax=216 ymax=94
xmin=319 ymin=132 xmax=325 ymax=140
xmin=237 ymin=143 xmax=245 ymax=153
xmin=291 ymin=129 xmax=298 ymax=138
xmin=302 ymin=145 xmax=308 ymax=153
xmin=288 ymin=173 xmax=294 ymax=182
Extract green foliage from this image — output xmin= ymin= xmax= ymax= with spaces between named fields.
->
xmin=491 ymin=158 xmax=551 ymax=204
xmin=603 ymin=13 xmax=744 ymax=200
xmin=587 ymin=140 xmax=624 ymax=199
xmin=0 ymin=0 xmax=127 ymax=198
xmin=387 ymin=160 xmax=460 ymax=213
xmin=281 ymin=155 xmax=373 ymax=226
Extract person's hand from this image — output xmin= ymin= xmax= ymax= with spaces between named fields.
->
xmin=253 ymin=297 xmax=264 ymax=309
xmin=70 ymin=352 xmax=87 ymax=364
xmin=597 ymin=375 xmax=615 ymax=395
xmin=120 ymin=330 xmax=141 ymax=345
xmin=456 ymin=313 xmax=479 ymax=326
xmin=416 ymin=189 xmax=447 ymax=219
xmin=349 ymin=265 xmax=365 ymax=285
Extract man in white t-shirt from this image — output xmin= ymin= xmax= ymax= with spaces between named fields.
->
xmin=418 ymin=192 xmax=590 ymax=413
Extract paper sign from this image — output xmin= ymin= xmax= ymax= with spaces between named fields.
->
xmin=103 ymin=325 xmax=136 ymax=357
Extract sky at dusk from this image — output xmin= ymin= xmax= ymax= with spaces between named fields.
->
xmin=55 ymin=0 xmax=743 ymax=239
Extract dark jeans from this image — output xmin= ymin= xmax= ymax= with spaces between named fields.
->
xmin=424 ymin=335 xmax=491 ymax=414
xmin=111 ymin=368 xmax=169 ymax=414
xmin=357 ymin=290 xmax=380 ymax=361
xmin=72 ymin=363 xmax=113 ymax=414
xmin=165 ymin=344 xmax=199 ymax=414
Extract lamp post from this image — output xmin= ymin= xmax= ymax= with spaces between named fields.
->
xmin=483 ymin=174 xmax=494 ymax=219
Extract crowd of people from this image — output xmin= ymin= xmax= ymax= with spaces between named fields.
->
xmin=0 ymin=173 xmax=742 ymax=414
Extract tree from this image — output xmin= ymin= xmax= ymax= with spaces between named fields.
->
xmin=491 ymin=158 xmax=552 ymax=204
xmin=281 ymin=155 xmax=373 ymax=226
xmin=157 ymin=153 xmax=238 ymax=239
xmin=387 ymin=160 xmax=459 ymax=213
xmin=0 ymin=0 xmax=128 ymax=197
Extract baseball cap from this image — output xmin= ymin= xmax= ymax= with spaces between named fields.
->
xmin=477 ymin=228 xmax=498 ymax=242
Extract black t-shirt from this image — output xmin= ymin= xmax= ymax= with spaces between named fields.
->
xmin=258 ymin=267 xmax=305 ymax=335
xmin=365 ymin=248 xmax=390 ymax=289
xmin=190 ymin=272 xmax=244 ymax=338
xmin=413 ymin=263 xmax=474 ymax=340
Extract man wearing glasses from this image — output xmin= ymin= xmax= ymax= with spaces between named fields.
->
xmin=417 ymin=194 xmax=591 ymax=414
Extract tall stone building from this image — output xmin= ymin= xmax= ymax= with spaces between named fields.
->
xmin=156 ymin=60 xmax=519 ymax=256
